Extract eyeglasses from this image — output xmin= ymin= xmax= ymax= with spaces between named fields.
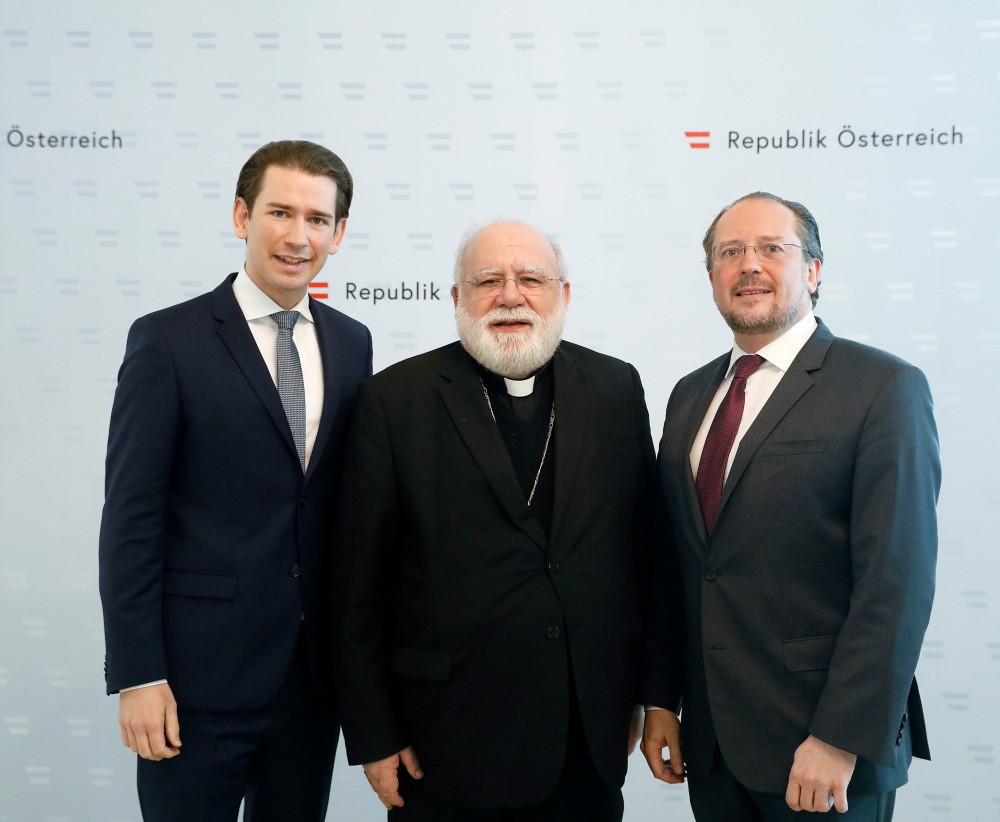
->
xmin=461 ymin=274 xmax=560 ymax=296
xmin=712 ymin=242 xmax=803 ymax=269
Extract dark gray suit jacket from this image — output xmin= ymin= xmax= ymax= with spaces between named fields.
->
xmin=653 ymin=320 xmax=939 ymax=794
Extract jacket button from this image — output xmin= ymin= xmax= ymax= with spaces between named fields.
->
xmin=290 ymin=564 xmax=302 ymax=578
xmin=546 ymin=625 xmax=560 ymax=639
xmin=704 ymin=569 xmax=720 ymax=581
xmin=547 ymin=561 xmax=560 ymax=574
xmin=298 ymin=498 xmax=309 ymax=509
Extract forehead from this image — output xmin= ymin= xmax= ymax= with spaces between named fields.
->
xmin=465 ymin=224 xmax=556 ymax=269
xmin=255 ymin=165 xmax=337 ymax=209
xmin=715 ymin=198 xmax=799 ymax=243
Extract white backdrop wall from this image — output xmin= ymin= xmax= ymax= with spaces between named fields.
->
xmin=1 ymin=1 xmax=997 ymax=819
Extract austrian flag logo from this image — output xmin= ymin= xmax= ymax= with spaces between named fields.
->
xmin=684 ymin=130 xmax=711 ymax=149
xmin=308 ymin=281 xmax=329 ymax=300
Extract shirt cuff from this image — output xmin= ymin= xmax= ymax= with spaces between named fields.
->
xmin=120 ymin=679 xmax=168 ymax=692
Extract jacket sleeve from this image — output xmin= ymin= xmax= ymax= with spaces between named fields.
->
xmin=809 ymin=364 xmax=940 ymax=766
xmin=333 ymin=378 xmax=409 ymax=764
xmin=98 ymin=316 xmax=180 ymax=694
xmin=633 ymin=366 xmax=686 ymax=711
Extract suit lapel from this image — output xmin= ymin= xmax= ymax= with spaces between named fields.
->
xmin=715 ymin=321 xmax=833 ymax=521
xmin=305 ymin=302 xmax=341 ymax=484
xmin=548 ymin=347 xmax=588 ymax=549
xmin=680 ymin=354 xmax=731 ymax=545
xmin=438 ymin=345 xmax=547 ymax=550
xmin=211 ymin=275 xmax=300 ymax=466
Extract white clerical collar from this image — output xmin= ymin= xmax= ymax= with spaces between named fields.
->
xmin=503 ymin=376 xmax=535 ymax=397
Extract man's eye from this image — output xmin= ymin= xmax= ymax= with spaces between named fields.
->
xmin=477 ymin=278 xmax=502 ymax=289
xmin=311 ymin=217 xmax=329 ymax=225
xmin=272 ymin=210 xmax=287 ymax=218
xmin=719 ymin=247 xmax=740 ymax=259
xmin=763 ymin=244 xmax=784 ymax=254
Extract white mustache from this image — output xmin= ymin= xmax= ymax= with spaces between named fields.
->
xmin=483 ymin=307 xmax=537 ymax=325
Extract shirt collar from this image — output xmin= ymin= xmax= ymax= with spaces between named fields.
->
xmin=232 ymin=268 xmax=314 ymax=324
xmin=728 ymin=311 xmax=817 ymax=374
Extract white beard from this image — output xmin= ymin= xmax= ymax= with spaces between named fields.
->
xmin=455 ymin=299 xmax=566 ymax=379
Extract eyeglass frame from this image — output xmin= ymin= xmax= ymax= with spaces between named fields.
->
xmin=458 ymin=272 xmax=564 ymax=296
xmin=711 ymin=242 xmax=805 ymax=269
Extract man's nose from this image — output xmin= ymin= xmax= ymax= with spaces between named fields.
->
xmin=496 ymin=277 xmax=526 ymax=306
xmin=285 ymin=217 xmax=307 ymax=246
xmin=740 ymin=246 xmax=764 ymax=273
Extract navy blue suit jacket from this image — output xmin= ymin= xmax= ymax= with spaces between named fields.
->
xmin=99 ymin=273 xmax=372 ymax=711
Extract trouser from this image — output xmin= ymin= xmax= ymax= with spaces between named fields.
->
xmin=136 ymin=629 xmax=339 ymax=822
xmin=687 ymin=745 xmax=895 ymax=822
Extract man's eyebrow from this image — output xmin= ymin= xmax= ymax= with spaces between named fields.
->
xmin=264 ymin=201 xmax=335 ymax=220
xmin=718 ymin=234 xmax=788 ymax=245
xmin=513 ymin=264 xmax=546 ymax=275
xmin=472 ymin=267 xmax=503 ymax=278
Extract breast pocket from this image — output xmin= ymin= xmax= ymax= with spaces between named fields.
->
xmin=760 ymin=439 xmax=829 ymax=457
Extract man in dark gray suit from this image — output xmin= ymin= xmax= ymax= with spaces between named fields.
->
xmin=641 ymin=192 xmax=939 ymax=821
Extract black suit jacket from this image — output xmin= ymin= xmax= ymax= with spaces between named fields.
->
xmin=652 ymin=320 xmax=939 ymax=794
xmin=99 ymin=274 xmax=372 ymax=711
xmin=334 ymin=341 xmax=681 ymax=808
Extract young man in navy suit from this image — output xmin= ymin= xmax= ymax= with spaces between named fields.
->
xmin=99 ymin=140 xmax=372 ymax=821
xmin=642 ymin=193 xmax=939 ymax=821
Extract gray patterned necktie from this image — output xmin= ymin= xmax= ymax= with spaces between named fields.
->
xmin=271 ymin=310 xmax=306 ymax=472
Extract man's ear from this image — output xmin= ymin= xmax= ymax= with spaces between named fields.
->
xmin=233 ymin=197 xmax=250 ymax=240
xmin=328 ymin=218 xmax=348 ymax=255
xmin=806 ymin=257 xmax=821 ymax=294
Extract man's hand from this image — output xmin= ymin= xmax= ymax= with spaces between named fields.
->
xmin=785 ymin=735 xmax=857 ymax=813
xmin=119 ymin=683 xmax=181 ymax=761
xmin=363 ymin=746 xmax=423 ymax=810
xmin=640 ymin=709 xmax=685 ymax=784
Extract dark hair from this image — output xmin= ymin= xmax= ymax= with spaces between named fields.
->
xmin=702 ymin=191 xmax=823 ymax=307
xmin=235 ymin=140 xmax=353 ymax=221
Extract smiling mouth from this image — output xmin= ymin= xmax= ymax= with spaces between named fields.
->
xmin=735 ymin=287 xmax=771 ymax=297
xmin=276 ymin=255 xmax=309 ymax=265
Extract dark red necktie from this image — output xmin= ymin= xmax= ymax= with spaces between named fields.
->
xmin=695 ymin=354 xmax=765 ymax=535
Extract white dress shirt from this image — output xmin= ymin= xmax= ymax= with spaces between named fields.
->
xmin=232 ymin=268 xmax=325 ymax=471
xmin=689 ymin=312 xmax=818 ymax=481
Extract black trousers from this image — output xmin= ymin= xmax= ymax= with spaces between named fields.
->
xmin=389 ymin=694 xmax=623 ymax=822
xmin=136 ymin=629 xmax=339 ymax=822
xmin=687 ymin=746 xmax=895 ymax=822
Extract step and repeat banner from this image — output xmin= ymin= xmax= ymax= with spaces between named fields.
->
xmin=1 ymin=1 xmax=997 ymax=819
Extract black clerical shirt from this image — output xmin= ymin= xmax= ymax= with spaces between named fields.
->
xmin=477 ymin=359 xmax=556 ymax=537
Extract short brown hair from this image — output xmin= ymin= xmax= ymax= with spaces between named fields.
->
xmin=235 ymin=140 xmax=353 ymax=221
